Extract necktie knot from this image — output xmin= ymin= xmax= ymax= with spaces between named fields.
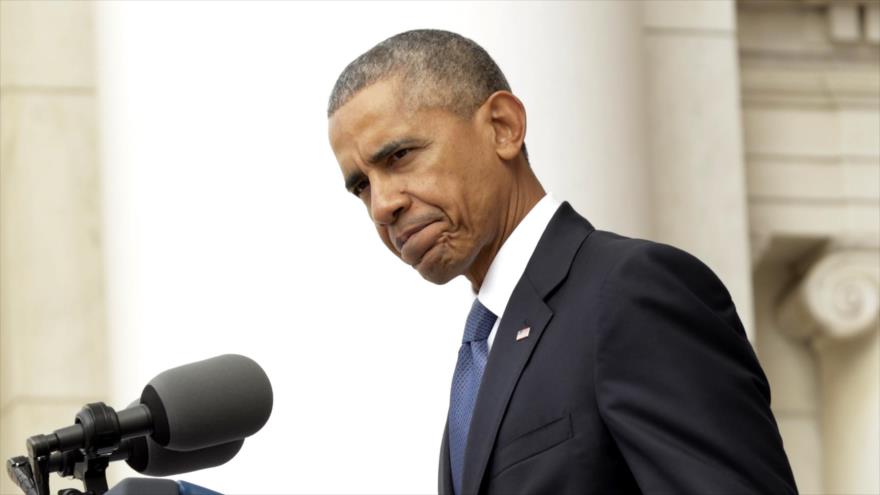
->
xmin=462 ymin=298 xmax=497 ymax=343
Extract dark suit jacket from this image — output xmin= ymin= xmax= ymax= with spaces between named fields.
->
xmin=439 ymin=203 xmax=797 ymax=495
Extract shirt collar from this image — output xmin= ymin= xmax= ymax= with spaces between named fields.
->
xmin=477 ymin=195 xmax=562 ymax=318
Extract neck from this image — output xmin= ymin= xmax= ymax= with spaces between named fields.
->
xmin=466 ymin=164 xmax=545 ymax=292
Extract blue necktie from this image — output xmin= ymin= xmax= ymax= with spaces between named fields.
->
xmin=448 ymin=298 xmax=497 ymax=495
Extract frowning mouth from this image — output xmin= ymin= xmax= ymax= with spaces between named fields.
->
xmin=393 ymin=220 xmax=438 ymax=253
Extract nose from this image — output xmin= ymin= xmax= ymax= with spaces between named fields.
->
xmin=369 ymin=176 xmax=408 ymax=226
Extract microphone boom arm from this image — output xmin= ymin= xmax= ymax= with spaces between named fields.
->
xmin=10 ymin=402 xmax=152 ymax=495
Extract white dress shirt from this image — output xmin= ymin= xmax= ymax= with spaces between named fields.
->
xmin=477 ymin=195 xmax=562 ymax=352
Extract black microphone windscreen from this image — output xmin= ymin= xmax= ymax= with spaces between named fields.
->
xmin=140 ymin=354 xmax=273 ymax=450
xmin=124 ymin=436 xmax=244 ymax=477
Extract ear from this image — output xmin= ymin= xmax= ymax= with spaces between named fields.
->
xmin=481 ymin=91 xmax=527 ymax=162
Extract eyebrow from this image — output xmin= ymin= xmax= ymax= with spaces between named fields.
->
xmin=367 ymin=137 xmax=419 ymax=164
xmin=343 ymin=137 xmax=421 ymax=193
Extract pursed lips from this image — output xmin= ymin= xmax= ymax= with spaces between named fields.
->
xmin=392 ymin=219 xmax=438 ymax=253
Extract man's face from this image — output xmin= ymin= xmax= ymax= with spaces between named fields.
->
xmin=328 ymin=78 xmax=508 ymax=284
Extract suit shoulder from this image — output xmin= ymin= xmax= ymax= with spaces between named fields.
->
xmin=581 ymin=230 xmax=651 ymax=260
xmin=577 ymin=231 xmax=728 ymax=299
xmin=577 ymin=230 xmax=688 ymax=273
xmin=585 ymin=230 xmax=697 ymax=263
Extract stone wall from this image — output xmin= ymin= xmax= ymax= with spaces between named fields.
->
xmin=739 ymin=0 xmax=880 ymax=493
xmin=0 ymin=2 xmax=109 ymax=493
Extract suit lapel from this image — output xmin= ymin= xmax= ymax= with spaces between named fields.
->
xmin=460 ymin=202 xmax=595 ymax=494
xmin=461 ymin=279 xmax=552 ymax=494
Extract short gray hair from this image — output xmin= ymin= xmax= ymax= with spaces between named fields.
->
xmin=327 ymin=29 xmax=512 ymax=118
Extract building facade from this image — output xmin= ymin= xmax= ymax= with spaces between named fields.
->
xmin=0 ymin=1 xmax=877 ymax=493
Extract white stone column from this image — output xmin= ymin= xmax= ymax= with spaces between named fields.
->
xmin=642 ymin=0 xmax=756 ymax=339
xmin=777 ymin=249 xmax=880 ymax=494
xmin=0 ymin=2 xmax=108 ymax=493
xmin=532 ymin=1 xmax=653 ymax=239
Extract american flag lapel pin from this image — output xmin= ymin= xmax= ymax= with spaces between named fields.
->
xmin=516 ymin=326 xmax=531 ymax=341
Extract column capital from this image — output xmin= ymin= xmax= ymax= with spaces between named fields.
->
xmin=777 ymin=249 xmax=880 ymax=341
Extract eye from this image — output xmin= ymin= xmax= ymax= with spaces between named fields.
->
xmin=391 ymin=148 xmax=410 ymax=162
xmin=352 ymin=178 xmax=370 ymax=197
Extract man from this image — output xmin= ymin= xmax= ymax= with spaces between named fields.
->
xmin=327 ymin=29 xmax=797 ymax=495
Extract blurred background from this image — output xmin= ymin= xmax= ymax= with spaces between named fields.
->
xmin=1 ymin=1 xmax=878 ymax=494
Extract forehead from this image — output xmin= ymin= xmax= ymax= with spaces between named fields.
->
xmin=328 ymin=79 xmax=413 ymax=159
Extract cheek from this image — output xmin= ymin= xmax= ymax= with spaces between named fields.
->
xmin=441 ymin=166 xmax=493 ymax=223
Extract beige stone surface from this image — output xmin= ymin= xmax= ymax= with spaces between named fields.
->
xmin=0 ymin=92 xmax=107 ymax=407
xmin=643 ymin=0 xmax=734 ymax=31
xmin=754 ymin=261 xmax=820 ymax=412
xmin=746 ymin=159 xmax=880 ymax=201
xmin=756 ymin=307 xmax=820 ymax=413
xmin=839 ymin=108 xmax=880 ymax=156
xmin=752 ymin=242 xmax=825 ymax=492
xmin=0 ymin=1 xmax=96 ymax=88
xmin=744 ymin=107 xmax=843 ymax=158
xmin=743 ymin=67 xmax=880 ymax=97
xmin=775 ymin=416 xmax=824 ymax=494
xmin=815 ymin=329 xmax=880 ymax=495
xmin=767 ymin=247 xmax=880 ymax=494
xmin=743 ymin=107 xmax=880 ymax=160
xmin=529 ymin=0 xmax=653 ymax=239
xmin=741 ymin=64 xmax=880 ymax=109
xmin=749 ymin=200 xmax=880 ymax=245
xmin=828 ymin=3 xmax=861 ymax=42
xmin=0 ymin=2 xmax=108 ymax=491
xmin=739 ymin=2 xmax=880 ymax=492
xmin=738 ymin=2 xmax=833 ymax=55
xmin=742 ymin=67 xmax=880 ymax=242
xmin=749 ymin=202 xmax=880 ymax=242
xmin=782 ymin=249 xmax=880 ymax=340
xmin=644 ymin=28 xmax=755 ymax=338
xmin=867 ymin=3 xmax=880 ymax=43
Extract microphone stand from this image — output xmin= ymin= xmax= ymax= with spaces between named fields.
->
xmin=6 ymin=402 xmax=146 ymax=495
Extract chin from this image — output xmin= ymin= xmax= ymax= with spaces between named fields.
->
xmin=418 ymin=268 xmax=458 ymax=285
xmin=414 ymin=249 xmax=464 ymax=285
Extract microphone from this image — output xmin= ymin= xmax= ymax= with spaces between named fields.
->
xmin=140 ymin=354 xmax=273 ymax=450
xmin=123 ymin=436 xmax=244 ymax=477
xmin=35 ymin=355 xmax=272 ymax=455
xmin=8 ymin=354 xmax=273 ymax=495
xmin=116 ymin=398 xmax=246 ymax=477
